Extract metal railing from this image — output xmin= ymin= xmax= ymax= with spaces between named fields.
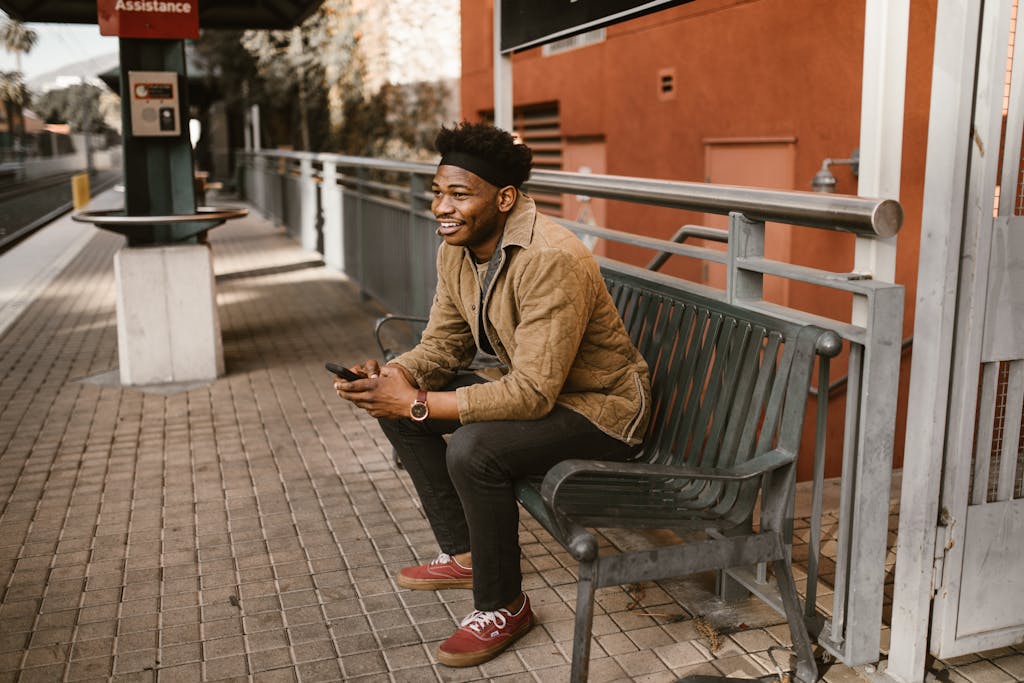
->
xmin=238 ymin=148 xmax=905 ymax=668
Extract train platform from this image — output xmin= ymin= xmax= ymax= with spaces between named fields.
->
xmin=0 ymin=193 xmax=1017 ymax=683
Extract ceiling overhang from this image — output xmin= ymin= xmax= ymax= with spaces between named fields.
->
xmin=0 ymin=0 xmax=321 ymax=30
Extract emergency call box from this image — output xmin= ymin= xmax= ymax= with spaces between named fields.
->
xmin=128 ymin=71 xmax=181 ymax=137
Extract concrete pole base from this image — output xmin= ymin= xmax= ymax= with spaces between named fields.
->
xmin=114 ymin=244 xmax=224 ymax=386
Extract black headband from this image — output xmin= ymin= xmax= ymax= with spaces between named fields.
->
xmin=439 ymin=151 xmax=518 ymax=189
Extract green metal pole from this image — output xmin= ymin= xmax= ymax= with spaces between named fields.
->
xmin=118 ymin=38 xmax=205 ymax=245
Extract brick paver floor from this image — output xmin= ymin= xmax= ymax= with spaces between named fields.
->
xmin=1 ymin=205 xmax=1021 ymax=682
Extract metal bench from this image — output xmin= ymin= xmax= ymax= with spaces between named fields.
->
xmin=376 ymin=258 xmax=839 ymax=683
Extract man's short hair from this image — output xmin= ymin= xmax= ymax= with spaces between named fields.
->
xmin=435 ymin=121 xmax=533 ymax=189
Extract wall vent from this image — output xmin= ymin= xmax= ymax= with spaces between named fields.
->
xmin=658 ymin=68 xmax=676 ymax=101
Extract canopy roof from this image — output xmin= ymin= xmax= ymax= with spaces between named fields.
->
xmin=0 ymin=0 xmax=320 ymax=29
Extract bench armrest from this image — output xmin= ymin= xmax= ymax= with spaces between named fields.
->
xmin=374 ymin=314 xmax=428 ymax=360
xmin=540 ymin=448 xmax=795 ymax=512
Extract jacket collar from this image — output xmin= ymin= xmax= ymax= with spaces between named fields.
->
xmin=460 ymin=193 xmax=536 ymax=270
xmin=498 ymin=192 xmax=536 ymax=251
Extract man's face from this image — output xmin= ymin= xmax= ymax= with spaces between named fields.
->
xmin=431 ymin=165 xmax=510 ymax=262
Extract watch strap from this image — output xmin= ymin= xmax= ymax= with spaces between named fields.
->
xmin=410 ymin=389 xmax=429 ymax=421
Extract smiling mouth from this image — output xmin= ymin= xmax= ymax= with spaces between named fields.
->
xmin=436 ymin=221 xmax=462 ymax=236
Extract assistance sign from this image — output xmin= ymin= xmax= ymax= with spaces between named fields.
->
xmin=97 ymin=0 xmax=199 ymax=39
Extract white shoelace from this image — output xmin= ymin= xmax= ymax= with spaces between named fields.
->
xmin=461 ymin=608 xmax=509 ymax=633
xmin=432 ymin=552 xmax=453 ymax=565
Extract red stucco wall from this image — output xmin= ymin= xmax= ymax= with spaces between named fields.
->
xmin=461 ymin=0 xmax=936 ymax=478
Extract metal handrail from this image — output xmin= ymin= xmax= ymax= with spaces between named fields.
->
xmin=72 ymin=206 xmax=249 ymax=225
xmin=243 ymin=150 xmax=903 ymax=239
xmin=646 ymin=224 xmax=729 ymax=271
xmin=527 ymin=170 xmax=902 ymax=238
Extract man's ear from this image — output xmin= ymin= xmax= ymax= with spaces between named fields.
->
xmin=496 ymin=186 xmax=517 ymax=212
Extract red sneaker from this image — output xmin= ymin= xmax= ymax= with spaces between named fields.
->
xmin=436 ymin=594 xmax=535 ymax=667
xmin=397 ymin=552 xmax=473 ymax=590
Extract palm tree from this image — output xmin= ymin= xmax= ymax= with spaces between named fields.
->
xmin=1 ymin=18 xmax=38 ymax=74
xmin=0 ymin=70 xmax=26 ymax=105
xmin=0 ymin=69 xmax=29 ymax=161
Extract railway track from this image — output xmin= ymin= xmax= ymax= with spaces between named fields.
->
xmin=0 ymin=170 xmax=123 ymax=254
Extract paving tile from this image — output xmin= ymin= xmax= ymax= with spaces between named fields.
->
xmin=654 ymin=640 xmax=709 ymax=669
xmin=822 ymin=662 xmax=871 ymax=682
xmin=203 ymin=635 xmax=247 ymax=660
xmin=252 ymin=667 xmax=297 ymax=682
xmin=955 ymin=659 xmax=1020 ymax=683
xmin=616 ymin=648 xmax=673 ymax=677
xmin=203 ymin=654 xmax=248 ymax=680
xmin=17 ymin=663 xmax=67 ymax=682
xmin=991 ymin=654 xmax=1024 ymax=680
xmin=113 ymin=648 xmax=158 ymax=675
xmin=67 ymin=654 xmax=114 ymax=680
xmin=157 ymin=642 xmax=201 ymax=667
xmin=249 ymin=646 xmax=294 ymax=673
xmin=297 ymin=657 xmax=344 ymax=682
xmin=155 ymin=661 xmax=202 ymax=682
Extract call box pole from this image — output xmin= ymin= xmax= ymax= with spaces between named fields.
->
xmin=72 ymin=0 xmax=237 ymax=386
xmin=117 ymin=38 xmax=201 ymax=245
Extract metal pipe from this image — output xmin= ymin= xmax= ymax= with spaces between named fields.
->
xmin=245 ymin=150 xmax=903 ymax=239
xmin=646 ymin=224 xmax=729 ymax=271
xmin=526 ymin=170 xmax=903 ymax=238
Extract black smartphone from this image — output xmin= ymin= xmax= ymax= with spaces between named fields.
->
xmin=325 ymin=362 xmax=364 ymax=381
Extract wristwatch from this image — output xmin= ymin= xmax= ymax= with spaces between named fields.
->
xmin=410 ymin=389 xmax=429 ymax=421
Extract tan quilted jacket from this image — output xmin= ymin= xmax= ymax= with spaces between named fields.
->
xmin=391 ymin=194 xmax=651 ymax=445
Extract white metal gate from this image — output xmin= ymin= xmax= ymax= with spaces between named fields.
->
xmin=929 ymin=0 xmax=1024 ymax=658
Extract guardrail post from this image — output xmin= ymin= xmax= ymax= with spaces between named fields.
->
xmin=353 ymin=168 xmax=368 ymax=295
xmin=407 ymin=173 xmax=431 ymax=314
xmin=821 ymin=282 xmax=904 ymax=665
xmin=253 ymin=153 xmax=267 ymax=215
xmin=299 ymin=157 xmax=318 ymax=252
xmin=727 ymin=212 xmax=765 ymax=304
xmin=321 ymin=161 xmax=343 ymax=271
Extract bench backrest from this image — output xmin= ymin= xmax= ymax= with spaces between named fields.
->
xmin=602 ymin=261 xmax=827 ymax=524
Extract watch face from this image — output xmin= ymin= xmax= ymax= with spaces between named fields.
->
xmin=410 ymin=402 xmax=428 ymax=420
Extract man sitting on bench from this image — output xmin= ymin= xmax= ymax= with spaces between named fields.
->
xmin=333 ymin=121 xmax=651 ymax=668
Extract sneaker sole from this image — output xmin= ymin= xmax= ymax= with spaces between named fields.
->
xmin=396 ymin=574 xmax=473 ymax=591
xmin=435 ymin=614 xmax=535 ymax=667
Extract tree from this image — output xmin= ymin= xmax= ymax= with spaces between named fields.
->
xmin=1 ymin=18 xmax=37 ymax=74
xmin=194 ymin=0 xmax=456 ymax=158
xmin=34 ymin=83 xmax=112 ymax=134
xmin=0 ymin=69 xmax=29 ymax=156
xmin=240 ymin=0 xmax=364 ymax=150
xmin=0 ymin=70 xmax=26 ymax=107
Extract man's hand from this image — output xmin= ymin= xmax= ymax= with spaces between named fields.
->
xmin=334 ymin=363 xmax=418 ymax=419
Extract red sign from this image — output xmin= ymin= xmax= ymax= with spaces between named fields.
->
xmin=97 ymin=0 xmax=199 ymax=39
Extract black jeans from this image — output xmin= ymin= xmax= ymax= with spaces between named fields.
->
xmin=378 ymin=373 xmax=635 ymax=610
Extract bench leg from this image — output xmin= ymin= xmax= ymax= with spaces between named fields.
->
xmin=716 ymin=568 xmax=751 ymax=601
xmin=570 ymin=561 xmax=597 ymax=683
xmin=716 ymin=521 xmax=753 ymax=601
xmin=773 ymin=557 xmax=819 ymax=683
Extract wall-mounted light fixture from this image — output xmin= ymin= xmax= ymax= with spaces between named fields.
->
xmin=810 ymin=148 xmax=860 ymax=193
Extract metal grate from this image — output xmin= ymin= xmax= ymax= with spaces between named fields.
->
xmin=989 ymin=362 xmax=1010 ymax=502
xmin=1017 ymin=396 xmax=1024 ymax=498
xmin=541 ymin=28 xmax=606 ymax=56
xmin=971 ymin=361 xmax=1024 ymax=504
